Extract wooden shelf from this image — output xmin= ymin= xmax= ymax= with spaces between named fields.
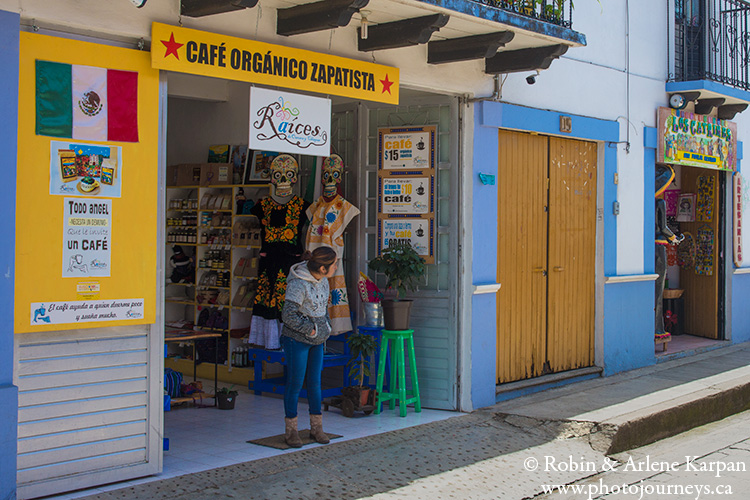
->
xmin=167 ymin=282 xmax=196 ymax=286
xmin=166 ymin=242 xmax=197 ymax=246
xmin=166 ymin=299 xmax=195 ymax=305
xmin=196 ymin=286 xmax=231 ymax=290
xmin=167 ymin=185 xmax=200 ymax=189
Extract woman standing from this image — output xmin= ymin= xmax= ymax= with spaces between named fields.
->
xmin=281 ymin=246 xmax=337 ymax=447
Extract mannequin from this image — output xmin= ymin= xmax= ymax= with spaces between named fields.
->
xmin=249 ymin=154 xmax=310 ymax=349
xmin=306 ymin=154 xmax=360 ymax=334
xmin=655 ymin=165 xmax=683 ymax=337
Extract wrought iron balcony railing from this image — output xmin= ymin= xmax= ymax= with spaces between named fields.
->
xmin=674 ymin=0 xmax=750 ymax=91
xmin=471 ymin=0 xmax=573 ymax=28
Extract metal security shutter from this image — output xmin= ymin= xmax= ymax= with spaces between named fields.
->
xmin=15 ymin=326 xmax=161 ymax=499
xmin=361 ymin=97 xmax=460 ymax=410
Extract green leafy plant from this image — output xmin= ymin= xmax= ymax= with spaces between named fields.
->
xmin=367 ymin=241 xmax=426 ymax=300
xmin=346 ymin=333 xmax=379 ymax=388
xmin=216 ymin=385 xmax=238 ymax=397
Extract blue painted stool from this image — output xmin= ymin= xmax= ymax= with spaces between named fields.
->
xmin=374 ymin=329 xmax=421 ymax=417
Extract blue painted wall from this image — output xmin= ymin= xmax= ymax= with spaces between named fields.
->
xmin=732 ymin=274 xmax=750 ymax=343
xmin=470 ymin=104 xmax=500 ymax=410
xmin=603 ymin=281 xmax=656 ymax=375
xmin=0 ymin=9 xmax=19 ymax=500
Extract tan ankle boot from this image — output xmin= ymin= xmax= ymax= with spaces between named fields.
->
xmin=310 ymin=414 xmax=330 ymax=444
xmin=284 ymin=417 xmax=302 ymax=448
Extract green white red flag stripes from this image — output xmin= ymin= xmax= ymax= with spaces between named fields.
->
xmin=35 ymin=60 xmax=139 ymax=142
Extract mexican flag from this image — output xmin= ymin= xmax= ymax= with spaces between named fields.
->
xmin=36 ymin=60 xmax=139 ymax=142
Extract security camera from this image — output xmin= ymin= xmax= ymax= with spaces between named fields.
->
xmin=526 ymin=70 xmax=541 ymax=85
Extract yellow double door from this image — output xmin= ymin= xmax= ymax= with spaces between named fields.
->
xmin=496 ymin=130 xmax=597 ymax=384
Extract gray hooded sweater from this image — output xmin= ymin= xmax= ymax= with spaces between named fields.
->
xmin=281 ymin=261 xmax=331 ymax=345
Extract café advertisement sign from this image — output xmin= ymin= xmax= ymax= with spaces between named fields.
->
xmin=657 ymin=107 xmax=737 ymax=171
xmin=377 ymin=218 xmax=434 ymax=263
xmin=378 ymin=126 xmax=436 ymax=171
xmin=151 ymin=22 xmax=399 ymax=105
xmin=379 ymin=176 xmax=433 ymax=215
xmin=249 ymin=87 xmax=331 ymax=156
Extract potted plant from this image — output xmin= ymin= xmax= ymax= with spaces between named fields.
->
xmin=367 ymin=241 xmax=426 ymax=330
xmin=216 ymin=385 xmax=238 ymax=410
xmin=343 ymin=332 xmax=379 ymax=408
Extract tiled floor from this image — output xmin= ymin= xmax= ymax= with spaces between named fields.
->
xmin=656 ymin=333 xmax=724 ymax=356
xmin=57 ymin=383 xmax=459 ymax=499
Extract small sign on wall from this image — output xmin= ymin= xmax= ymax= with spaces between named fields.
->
xmin=735 ymin=173 xmax=744 ymax=267
xmin=377 ymin=218 xmax=434 ymax=263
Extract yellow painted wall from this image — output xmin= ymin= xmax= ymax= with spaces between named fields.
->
xmin=16 ymin=33 xmax=159 ymax=333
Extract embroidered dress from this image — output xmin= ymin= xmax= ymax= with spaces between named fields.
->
xmin=249 ymin=196 xmax=310 ymax=348
xmin=306 ymin=195 xmax=360 ymax=334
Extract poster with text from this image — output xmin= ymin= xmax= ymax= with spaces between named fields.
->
xmin=63 ymin=198 xmax=112 ymax=277
xmin=50 ymin=141 xmax=123 ymax=197
xmin=379 ymin=126 xmax=435 ymax=171
xmin=380 ymin=176 xmax=433 ymax=215
xmin=378 ymin=218 xmax=434 ymax=264
xmin=31 ymin=298 xmax=144 ymax=327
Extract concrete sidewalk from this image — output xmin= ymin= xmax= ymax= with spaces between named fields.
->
xmin=75 ymin=343 xmax=750 ymax=500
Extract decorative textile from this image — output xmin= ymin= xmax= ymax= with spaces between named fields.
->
xmin=248 ymin=316 xmax=282 ymax=350
xmin=306 ymin=195 xmax=360 ymax=334
xmin=249 ymin=195 xmax=309 ymax=348
xmin=696 ymin=175 xmax=715 ymax=222
xmin=695 ymin=225 xmax=714 ymax=276
xmin=36 ymin=60 xmax=138 ymax=142
xmin=677 ymin=232 xmax=695 ymax=268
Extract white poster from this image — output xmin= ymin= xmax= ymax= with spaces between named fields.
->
xmin=31 ymin=299 xmax=144 ymax=326
xmin=379 ymin=218 xmax=433 ymax=259
xmin=380 ymin=127 xmax=434 ymax=170
xmin=249 ymin=87 xmax=331 ymax=156
xmin=63 ymin=198 xmax=112 ymax=277
xmin=381 ymin=176 xmax=432 ymax=214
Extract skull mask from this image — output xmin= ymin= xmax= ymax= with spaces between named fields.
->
xmin=321 ymin=154 xmax=343 ymax=198
xmin=270 ymin=154 xmax=299 ymax=197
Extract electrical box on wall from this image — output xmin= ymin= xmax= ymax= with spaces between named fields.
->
xmin=613 ymin=201 xmax=620 ymax=215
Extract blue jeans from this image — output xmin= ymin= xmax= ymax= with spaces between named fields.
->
xmin=281 ymin=336 xmax=324 ymax=418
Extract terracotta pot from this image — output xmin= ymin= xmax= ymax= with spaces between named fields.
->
xmin=382 ymin=299 xmax=413 ymax=330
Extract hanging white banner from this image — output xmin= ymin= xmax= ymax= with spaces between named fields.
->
xmin=249 ymin=87 xmax=331 ymax=157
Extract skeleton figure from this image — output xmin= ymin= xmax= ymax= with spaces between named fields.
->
xmin=270 ymin=154 xmax=299 ymax=198
xmin=321 ymin=154 xmax=343 ymax=199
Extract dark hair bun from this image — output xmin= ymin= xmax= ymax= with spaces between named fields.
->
xmin=301 ymin=251 xmax=313 ymax=261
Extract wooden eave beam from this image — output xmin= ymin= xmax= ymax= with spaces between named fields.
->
xmin=485 ymin=44 xmax=568 ymax=74
xmin=181 ymin=0 xmax=259 ymax=18
xmin=277 ymin=0 xmax=370 ymax=37
xmin=718 ymin=103 xmax=748 ymax=120
xmin=358 ymin=14 xmax=449 ymax=52
xmin=694 ymin=98 xmax=726 ymax=115
xmin=428 ymin=32 xmax=515 ymax=64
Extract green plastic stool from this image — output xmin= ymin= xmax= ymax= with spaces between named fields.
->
xmin=374 ymin=329 xmax=421 ymax=417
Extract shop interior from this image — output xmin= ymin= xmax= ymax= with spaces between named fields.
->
xmin=160 ymin=72 xmax=455 ymax=478
xmin=660 ymin=163 xmax=727 ymax=355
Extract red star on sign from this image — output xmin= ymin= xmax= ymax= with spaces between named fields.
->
xmin=380 ymin=74 xmax=394 ymax=95
xmin=161 ymin=32 xmax=184 ymax=60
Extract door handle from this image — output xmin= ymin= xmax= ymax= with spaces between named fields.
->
xmin=533 ymin=267 xmax=548 ymax=276
xmin=553 ymin=266 xmax=564 ymax=272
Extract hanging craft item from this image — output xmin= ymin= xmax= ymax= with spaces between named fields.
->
xmin=696 ymin=175 xmax=715 ymax=222
xmin=695 ymin=224 xmax=714 ymax=276
xmin=667 ymin=243 xmax=678 ymax=267
xmin=665 ymin=189 xmax=680 ymax=217
xmin=677 ymin=231 xmax=695 ymax=268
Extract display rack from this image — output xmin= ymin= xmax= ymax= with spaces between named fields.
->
xmin=164 ymin=173 xmax=271 ymax=383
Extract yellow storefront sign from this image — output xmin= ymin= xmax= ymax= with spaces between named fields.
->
xmin=151 ymin=22 xmax=399 ymax=105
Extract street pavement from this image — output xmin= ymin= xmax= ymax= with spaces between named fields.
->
xmin=76 ymin=343 xmax=750 ymax=500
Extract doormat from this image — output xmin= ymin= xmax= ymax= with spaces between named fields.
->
xmin=247 ymin=430 xmax=343 ymax=450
